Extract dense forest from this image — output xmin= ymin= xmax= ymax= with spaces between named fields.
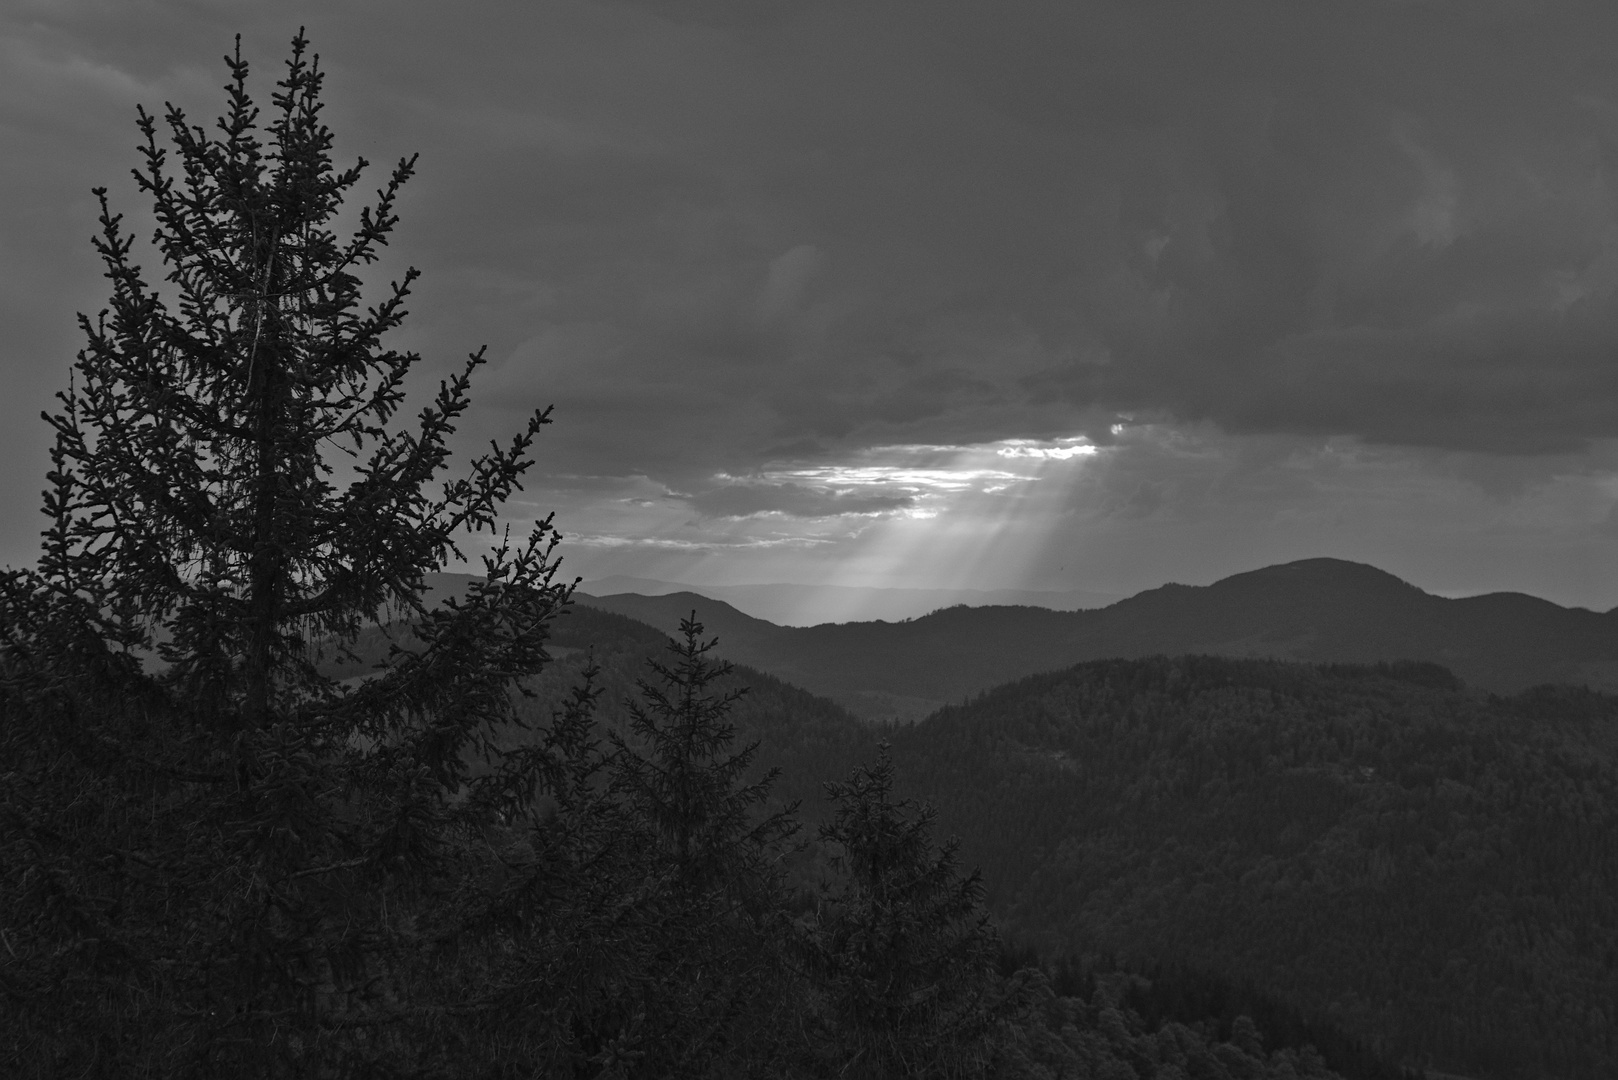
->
xmin=7 ymin=589 xmax=1388 ymax=1077
xmin=309 ymin=603 xmax=1438 ymax=1079
xmin=422 ymin=603 xmax=1618 ymax=1079
xmin=877 ymin=658 xmax=1618 ymax=1079
xmin=420 ymin=595 xmax=1618 ymax=1078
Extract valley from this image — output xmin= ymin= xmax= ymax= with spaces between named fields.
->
xmin=337 ymin=558 xmax=1618 ymax=1078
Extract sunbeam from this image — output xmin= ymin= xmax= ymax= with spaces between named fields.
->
xmin=762 ymin=437 xmax=1102 ymax=621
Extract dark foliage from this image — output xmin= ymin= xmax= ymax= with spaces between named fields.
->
xmin=876 ymin=655 xmax=1618 ymax=1079
xmin=0 ymin=32 xmax=572 ymax=1076
xmin=1117 ymin=959 xmax=1422 ymax=1080
xmin=455 ymin=606 xmax=1383 ymax=1080
xmin=799 ymin=743 xmax=1012 ymax=1078
xmin=593 ymin=616 xmax=806 ymax=1077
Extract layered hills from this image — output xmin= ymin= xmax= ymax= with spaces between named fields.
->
xmin=577 ymin=558 xmax=1618 ymax=718
xmin=333 ymin=577 xmax=1618 ymax=1079
xmin=577 ymin=574 xmax=1120 ymax=625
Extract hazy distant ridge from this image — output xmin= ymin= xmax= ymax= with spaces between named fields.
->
xmin=574 ymin=558 xmax=1618 ymax=719
xmin=579 ymin=575 xmax=1121 ymax=625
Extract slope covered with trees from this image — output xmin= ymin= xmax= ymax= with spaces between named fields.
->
xmin=875 ymin=657 xmax=1618 ymax=1079
xmin=333 ymin=589 xmax=1618 ymax=1079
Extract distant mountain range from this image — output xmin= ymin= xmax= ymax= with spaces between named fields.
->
xmin=573 ymin=558 xmax=1618 ymax=719
xmin=578 ymin=574 xmax=1121 ymax=625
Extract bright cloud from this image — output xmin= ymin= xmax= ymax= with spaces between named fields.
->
xmin=687 ymin=437 xmax=1101 ymax=523
xmin=996 ymin=439 xmax=1100 ymax=461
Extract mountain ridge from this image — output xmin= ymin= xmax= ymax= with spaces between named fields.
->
xmin=571 ymin=558 xmax=1618 ymax=718
xmin=578 ymin=574 xmax=1123 ymax=624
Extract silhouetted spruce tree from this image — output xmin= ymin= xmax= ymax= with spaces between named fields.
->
xmin=0 ymin=32 xmax=585 ymax=1078
xmin=604 ymin=616 xmax=805 ymax=1077
xmin=806 ymin=742 xmax=1012 ymax=1079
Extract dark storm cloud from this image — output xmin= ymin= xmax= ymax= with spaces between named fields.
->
xmin=471 ymin=0 xmax=1618 ymax=464
xmin=7 ymin=0 xmax=1618 ymax=574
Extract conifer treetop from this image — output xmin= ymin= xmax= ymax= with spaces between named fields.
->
xmin=40 ymin=28 xmax=566 ymax=730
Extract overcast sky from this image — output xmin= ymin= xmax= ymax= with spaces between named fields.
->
xmin=5 ymin=0 xmax=1618 ymax=611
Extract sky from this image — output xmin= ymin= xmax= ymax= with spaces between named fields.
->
xmin=5 ymin=0 xmax=1618 ymax=613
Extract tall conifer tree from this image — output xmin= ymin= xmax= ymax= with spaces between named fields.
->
xmin=1 ymin=32 xmax=575 ymax=1077
xmin=605 ymin=616 xmax=803 ymax=1076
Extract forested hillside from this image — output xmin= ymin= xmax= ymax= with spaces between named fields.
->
xmin=325 ymin=600 xmax=1618 ymax=1078
xmin=320 ymin=602 xmax=877 ymax=821
xmin=874 ymin=657 xmax=1618 ymax=1079
xmin=319 ymin=602 xmax=1413 ymax=1079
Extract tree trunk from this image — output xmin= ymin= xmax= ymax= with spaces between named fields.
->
xmin=242 ymin=239 xmax=283 ymax=737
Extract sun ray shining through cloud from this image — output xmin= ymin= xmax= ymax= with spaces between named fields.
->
xmin=819 ymin=439 xmax=1100 ymax=614
xmin=518 ymin=424 xmax=1618 ymax=617
xmin=513 ymin=435 xmax=1108 ymax=619
xmin=519 ymin=436 xmax=1104 ymax=622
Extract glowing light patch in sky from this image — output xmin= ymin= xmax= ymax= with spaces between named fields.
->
xmin=996 ymin=439 xmax=1099 ymax=461
xmin=529 ymin=436 xmax=1106 ymax=613
xmin=747 ymin=464 xmax=1025 ymax=493
xmin=713 ymin=437 xmax=1101 ymax=525
xmin=568 ymin=532 xmax=832 ymax=550
xmin=711 ymin=435 xmax=1108 ymax=613
xmin=736 ymin=462 xmax=1024 ymax=519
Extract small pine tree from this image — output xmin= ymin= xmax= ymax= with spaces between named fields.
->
xmin=604 ymin=615 xmax=803 ymax=1076
xmin=611 ymin=615 xmax=797 ymax=894
xmin=0 ymin=31 xmax=578 ymax=1078
xmin=808 ymin=742 xmax=1010 ymax=1079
